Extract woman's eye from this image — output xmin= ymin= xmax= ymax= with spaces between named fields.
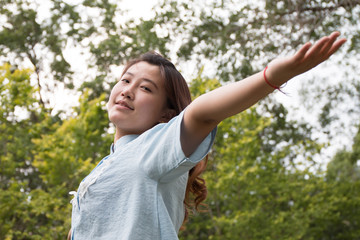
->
xmin=141 ymin=86 xmax=152 ymax=92
xmin=121 ymin=79 xmax=130 ymax=83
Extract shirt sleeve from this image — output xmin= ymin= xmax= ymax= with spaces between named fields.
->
xmin=137 ymin=109 xmax=217 ymax=182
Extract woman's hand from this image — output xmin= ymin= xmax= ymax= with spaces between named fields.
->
xmin=266 ymin=31 xmax=347 ymax=87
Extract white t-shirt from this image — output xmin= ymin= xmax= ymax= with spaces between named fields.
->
xmin=70 ymin=110 xmax=217 ymax=239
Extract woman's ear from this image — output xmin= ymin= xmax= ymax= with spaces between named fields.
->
xmin=159 ymin=108 xmax=177 ymax=123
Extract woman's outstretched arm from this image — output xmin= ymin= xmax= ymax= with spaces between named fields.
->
xmin=181 ymin=31 xmax=346 ymax=156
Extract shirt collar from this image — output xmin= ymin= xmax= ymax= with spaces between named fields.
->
xmin=111 ymin=134 xmax=139 ymax=153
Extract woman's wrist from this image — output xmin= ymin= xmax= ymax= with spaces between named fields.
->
xmin=263 ymin=66 xmax=281 ymax=90
xmin=263 ymin=66 xmax=290 ymax=93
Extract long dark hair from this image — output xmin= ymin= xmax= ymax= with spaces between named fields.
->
xmin=121 ymin=51 xmax=208 ymax=226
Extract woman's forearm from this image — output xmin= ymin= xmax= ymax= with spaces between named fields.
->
xmin=189 ymin=71 xmax=274 ymax=124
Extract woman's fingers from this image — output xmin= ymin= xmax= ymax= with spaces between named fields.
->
xmin=293 ymin=34 xmax=334 ymax=65
xmin=304 ymin=36 xmax=330 ymax=60
xmin=320 ymin=32 xmax=340 ymax=54
xmin=319 ymin=32 xmax=346 ymax=61
xmin=320 ymin=33 xmax=339 ymax=56
xmin=324 ymin=38 xmax=347 ymax=59
xmin=297 ymin=32 xmax=346 ymax=68
xmin=293 ymin=42 xmax=312 ymax=62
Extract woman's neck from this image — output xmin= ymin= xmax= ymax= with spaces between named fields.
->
xmin=114 ymin=128 xmax=141 ymax=144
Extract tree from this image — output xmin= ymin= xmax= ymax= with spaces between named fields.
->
xmin=0 ymin=0 xmax=77 ymax=106
xmin=303 ymin=128 xmax=360 ymax=239
xmin=1 ymin=0 xmax=360 ymax=239
xmin=146 ymin=0 xmax=359 ymax=77
xmin=0 ymin=63 xmax=112 ymax=239
xmin=0 ymin=63 xmax=49 ymax=238
xmin=327 ymin=126 xmax=360 ymax=182
xmin=179 ymin=72 xmax=330 ymax=240
xmin=149 ymin=0 xmax=360 ymax=160
xmin=0 ymin=0 xmax=171 ymax=106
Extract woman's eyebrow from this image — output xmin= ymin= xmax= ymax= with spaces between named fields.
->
xmin=125 ymin=71 xmax=159 ymax=90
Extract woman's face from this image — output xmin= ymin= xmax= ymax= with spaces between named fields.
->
xmin=107 ymin=61 xmax=172 ymax=138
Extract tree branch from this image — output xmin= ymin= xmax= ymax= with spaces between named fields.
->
xmin=27 ymin=47 xmax=45 ymax=109
xmin=287 ymin=0 xmax=360 ymax=15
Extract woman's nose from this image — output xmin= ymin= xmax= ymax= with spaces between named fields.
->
xmin=121 ymin=86 xmax=135 ymax=99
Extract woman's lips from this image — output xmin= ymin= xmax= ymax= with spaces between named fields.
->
xmin=115 ymin=100 xmax=134 ymax=110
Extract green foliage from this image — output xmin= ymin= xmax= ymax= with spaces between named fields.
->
xmin=33 ymin=91 xmax=112 ymax=191
xmin=1 ymin=0 xmax=360 ymax=239
xmin=179 ymin=71 xmax=360 ymax=240
xmin=327 ymin=127 xmax=360 ymax=182
xmin=0 ymin=64 xmax=112 ymax=239
xmin=0 ymin=0 xmax=73 ymax=80
xmin=0 ymin=64 xmax=41 ymax=189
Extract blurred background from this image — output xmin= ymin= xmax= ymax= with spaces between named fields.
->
xmin=0 ymin=0 xmax=359 ymax=239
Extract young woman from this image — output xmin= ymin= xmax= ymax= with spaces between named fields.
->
xmin=69 ymin=32 xmax=346 ymax=239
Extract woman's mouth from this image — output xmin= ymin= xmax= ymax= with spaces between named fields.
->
xmin=115 ymin=100 xmax=134 ymax=110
